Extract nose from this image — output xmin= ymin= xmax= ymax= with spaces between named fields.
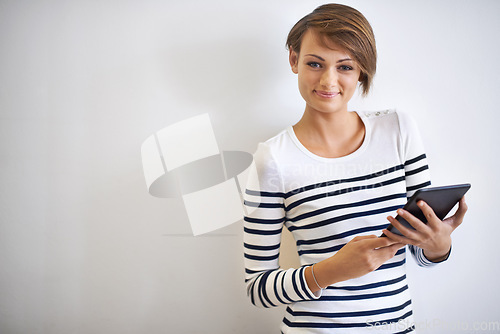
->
xmin=320 ymin=68 xmax=338 ymax=89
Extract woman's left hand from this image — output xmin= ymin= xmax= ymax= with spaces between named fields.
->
xmin=383 ymin=197 xmax=468 ymax=262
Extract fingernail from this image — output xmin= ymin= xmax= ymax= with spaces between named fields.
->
xmin=397 ymin=209 xmax=404 ymax=215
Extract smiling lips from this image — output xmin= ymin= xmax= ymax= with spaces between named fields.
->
xmin=314 ymin=90 xmax=340 ymax=98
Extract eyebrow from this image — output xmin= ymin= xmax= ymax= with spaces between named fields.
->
xmin=304 ymin=54 xmax=353 ymax=63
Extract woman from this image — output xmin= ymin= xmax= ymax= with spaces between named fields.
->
xmin=243 ymin=3 xmax=467 ymax=333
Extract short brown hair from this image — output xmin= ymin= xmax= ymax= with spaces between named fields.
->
xmin=286 ymin=4 xmax=377 ymax=96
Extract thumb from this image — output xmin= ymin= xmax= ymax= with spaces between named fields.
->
xmin=448 ymin=197 xmax=468 ymax=229
xmin=351 ymin=235 xmax=378 ymax=242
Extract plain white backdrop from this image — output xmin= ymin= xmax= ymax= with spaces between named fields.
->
xmin=1 ymin=0 xmax=499 ymax=333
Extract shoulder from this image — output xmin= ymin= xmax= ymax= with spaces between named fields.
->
xmin=360 ymin=109 xmax=419 ymax=135
xmin=251 ymin=128 xmax=291 ymax=174
xmin=361 ymin=109 xmax=398 ymax=126
xmin=248 ymin=130 xmax=290 ymax=193
xmin=253 ymin=128 xmax=292 ymax=163
xmin=263 ymin=128 xmax=291 ymax=151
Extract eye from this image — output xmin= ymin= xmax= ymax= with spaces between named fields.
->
xmin=338 ymin=65 xmax=354 ymax=71
xmin=307 ymin=61 xmax=322 ymax=69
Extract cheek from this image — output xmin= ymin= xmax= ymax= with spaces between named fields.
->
xmin=297 ymin=72 xmax=313 ymax=91
xmin=297 ymin=80 xmax=309 ymax=101
xmin=343 ymin=75 xmax=361 ymax=90
xmin=299 ymin=69 xmax=322 ymax=85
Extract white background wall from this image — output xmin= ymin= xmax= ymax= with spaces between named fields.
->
xmin=1 ymin=0 xmax=499 ymax=333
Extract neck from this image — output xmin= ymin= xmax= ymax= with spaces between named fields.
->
xmin=292 ymin=109 xmax=365 ymax=158
xmin=295 ymin=109 xmax=358 ymax=140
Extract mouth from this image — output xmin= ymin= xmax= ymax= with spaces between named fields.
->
xmin=314 ymin=90 xmax=340 ymax=98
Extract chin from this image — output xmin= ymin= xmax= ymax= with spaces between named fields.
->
xmin=310 ymin=102 xmax=347 ymax=114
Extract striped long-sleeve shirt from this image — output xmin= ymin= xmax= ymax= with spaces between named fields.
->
xmin=243 ymin=110 xmax=441 ymax=333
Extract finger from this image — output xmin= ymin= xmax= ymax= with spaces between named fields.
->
xmin=387 ymin=214 xmax=423 ymax=239
xmin=449 ymin=196 xmax=468 ymax=229
xmin=387 ymin=243 xmax=406 ymax=254
xmin=351 ymin=235 xmax=378 ymax=242
xmin=364 ymin=234 xmax=403 ymax=249
xmin=417 ymin=200 xmax=440 ymax=228
xmin=381 ymin=228 xmax=416 ymax=246
xmin=375 ymin=242 xmax=406 ymax=259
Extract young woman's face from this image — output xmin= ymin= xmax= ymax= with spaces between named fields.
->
xmin=289 ymin=30 xmax=361 ymax=116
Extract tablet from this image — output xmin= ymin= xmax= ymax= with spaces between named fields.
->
xmin=384 ymin=184 xmax=471 ymax=236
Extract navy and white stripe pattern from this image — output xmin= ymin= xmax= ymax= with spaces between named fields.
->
xmin=244 ymin=111 xmax=439 ymax=333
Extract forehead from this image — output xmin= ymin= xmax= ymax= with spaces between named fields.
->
xmin=300 ymin=29 xmax=351 ymax=57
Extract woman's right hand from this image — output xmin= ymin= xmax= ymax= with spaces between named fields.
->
xmin=306 ymin=235 xmax=405 ymax=292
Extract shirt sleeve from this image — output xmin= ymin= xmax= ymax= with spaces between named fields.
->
xmin=396 ymin=111 xmax=448 ymax=267
xmin=243 ymin=142 xmax=320 ymax=308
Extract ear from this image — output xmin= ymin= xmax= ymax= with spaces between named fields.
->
xmin=289 ymin=48 xmax=299 ymax=74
